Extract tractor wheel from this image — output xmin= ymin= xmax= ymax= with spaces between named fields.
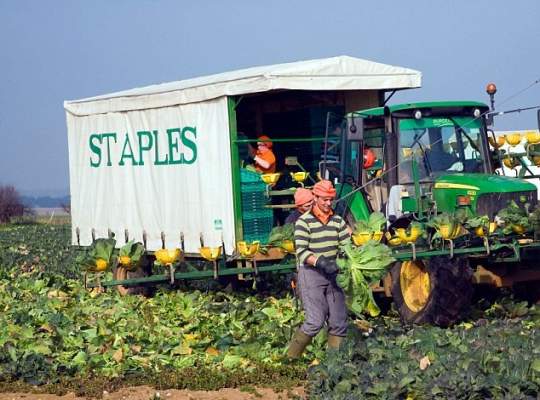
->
xmin=113 ymin=256 xmax=153 ymax=296
xmin=390 ymin=256 xmax=473 ymax=327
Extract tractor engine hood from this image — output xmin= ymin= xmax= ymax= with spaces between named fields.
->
xmin=432 ymin=173 xmax=537 ymax=218
xmin=434 ymin=173 xmax=537 ymax=194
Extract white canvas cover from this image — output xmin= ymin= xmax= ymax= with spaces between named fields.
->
xmin=66 ymin=97 xmax=235 ymax=253
xmin=64 ymin=56 xmax=421 ymax=116
xmin=65 ymin=55 xmax=422 ymax=254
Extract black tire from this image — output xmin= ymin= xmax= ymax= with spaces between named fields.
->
xmin=513 ymin=280 xmax=540 ymax=305
xmin=113 ymin=255 xmax=153 ymax=296
xmin=390 ymin=256 xmax=473 ymax=327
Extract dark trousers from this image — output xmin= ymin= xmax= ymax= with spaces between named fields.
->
xmin=297 ymin=264 xmax=348 ymax=337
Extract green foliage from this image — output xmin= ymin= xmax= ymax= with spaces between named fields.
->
xmin=119 ymin=241 xmax=145 ymax=269
xmin=0 ymin=224 xmax=321 ymax=389
xmin=267 ymin=224 xmax=294 ymax=247
xmin=497 ymin=200 xmax=531 ymax=234
xmin=528 ymin=206 xmax=540 ymax=238
xmin=75 ymin=238 xmax=117 ymax=271
xmin=464 ymin=214 xmax=489 ymax=229
xmin=336 ymin=242 xmax=395 ymax=317
xmin=354 ymin=212 xmax=386 ymax=234
xmin=426 ymin=212 xmax=465 ymax=242
xmin=426 ymin=212 xmax=454 ymax=229
xmin=308 ymin=301 xmax=540 ymax=399
xmin=119 ymin=241 xmax=145 ymax=260
xmin=0 ymin=225 xmax=79 ymax=279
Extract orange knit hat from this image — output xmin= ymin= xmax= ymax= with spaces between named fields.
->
xmin=257 ymin=135 xmax=273 ymax=148
xmin=312 ymin=180 xmax=336 ymax=198
xmin=294 ymin=188 xmax=314 ymax=206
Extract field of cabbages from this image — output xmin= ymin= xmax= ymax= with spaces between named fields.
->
xmin=0 ymin=223 xmax=539 ymax=399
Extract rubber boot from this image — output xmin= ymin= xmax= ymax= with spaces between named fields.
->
xmin=327 ymin=334 xmax=344 ymax=350
xmin=287 ymin=329 xmax=312 ymax=359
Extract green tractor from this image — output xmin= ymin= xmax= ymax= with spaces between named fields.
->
xmin=329 ymin=100 xmax=540 ymax=326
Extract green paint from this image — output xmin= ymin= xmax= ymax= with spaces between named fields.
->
xmin=89 ymin=134 xmax=102 ymax=168
xmin=167 ymin=128 xmax=184 ymax=164
xmin=228 ymin=97 xmax=243 ymax=241
xmin=181 ymin=126 xmax=197 ymax=164
xmin=102 ymin=133 xmax=117 ymax=167
xmin=152 ymin=130 xmax=169 ymax=165
xmin=337 ymin=183 xmax=370 ymax=222
xmin=399 ymin=116 xmax=481 ymax=130
xmin=119 ymin=134 xmax=138 ymax=166
xmin=137 ymin=131 xmax=153 ymax=166
xmin=401 ymin=197 xmax=417 ymax=213
xmin=87 ymin=128 xmax=197 ymax=167
xmin=412 ymin=158 xmax=422 ymax=217
xmin=349 ymin=101 xmax=489 ymax=118
xmin=433 ymin=173 xmax=537 ymax=213
xmin=88 ymin=263 xmax=296 ymax=288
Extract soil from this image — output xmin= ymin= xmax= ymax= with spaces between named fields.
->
xmin=0 ymin=386 xmax=305 ymax=400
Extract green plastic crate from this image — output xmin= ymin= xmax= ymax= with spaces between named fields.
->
xmin=240 ymin=169 xmax=268 ymax=213
xmin=242 ymin=210 xmax=273 ymax=244
xmin=240 ymin=168 xmax=264 ymax=183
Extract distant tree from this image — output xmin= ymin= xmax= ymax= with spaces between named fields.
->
xmin=61 ymin=202 xmax=71 ymax=215
xmin=0 ymin=185 xmax=26 ymax=223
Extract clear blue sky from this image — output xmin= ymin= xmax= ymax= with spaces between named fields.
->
xmin=1 ymin=0 xmax=539 ymax=195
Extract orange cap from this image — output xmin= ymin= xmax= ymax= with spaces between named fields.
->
xmin=312 ymin=180 xmax=336 ymax=198
xmin=257 ymin=135 xmax=273 ymax=148
xmin=294 ymin=188 xmax=314 ymax=206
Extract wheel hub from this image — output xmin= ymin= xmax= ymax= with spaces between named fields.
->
xmin=400 ymin=260 xmax=431 ymax=312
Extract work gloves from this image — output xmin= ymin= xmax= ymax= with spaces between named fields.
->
xmin=315 ymin=255 xmax=339 ymax=276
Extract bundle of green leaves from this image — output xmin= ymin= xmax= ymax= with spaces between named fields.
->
xmin=353 ymin=212 xmax=386 ymax=234
xmin=497 ymin=200 xmax=531 ymax=234
xmin=75 ymin=238 xmax=116 ymax=272
xmin=426 ymin=212 xmax=453 ymax=230
xmin=426 ymin=212 xmax=464 ymax=241
xmin=266 ymin=223 xmax=294 ymax=247
xmin=464 ymin=214 xmax=490 ymax=229
xmin=336 ymin=242 xmax=395 ymax=317
xmin=118 ymin=241 xmax=145 ymax=270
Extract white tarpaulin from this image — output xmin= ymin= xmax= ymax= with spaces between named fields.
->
xmin=65 ymin=55 xmax=422 ymax=254
xmin=64 ymin=56 xmax=421 ymax=116
xmin=66 ymin=97 xmax=235 ymax=253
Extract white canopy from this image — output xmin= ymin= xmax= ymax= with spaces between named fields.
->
xmin=64 ymin=55 xmax=421 ymax=116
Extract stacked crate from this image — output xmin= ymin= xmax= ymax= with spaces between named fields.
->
xmin=240 ymin=169 xmax=274 ymax=243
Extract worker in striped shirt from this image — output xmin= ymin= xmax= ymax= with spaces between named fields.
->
xmin=287 ymin=180 xmax=350 ymax=359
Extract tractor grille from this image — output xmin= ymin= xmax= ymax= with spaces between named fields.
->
xmin=476 ymin=191 xmax=537 ymax=218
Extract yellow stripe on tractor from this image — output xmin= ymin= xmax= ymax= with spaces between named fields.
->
xmin=433 ymin=183 xmax=480 ymax=190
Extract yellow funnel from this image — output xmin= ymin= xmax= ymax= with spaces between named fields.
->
xmin=199 ymin=247 xmax=222 ymax=261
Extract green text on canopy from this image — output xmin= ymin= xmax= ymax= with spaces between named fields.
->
xmin=88 ymin=127 xmax=197 ymax=168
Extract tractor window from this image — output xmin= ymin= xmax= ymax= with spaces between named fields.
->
xmin=364 ymin=127 xmax=384 ymax=165
xmin=398 ymin=117 xmax=484 ymax=183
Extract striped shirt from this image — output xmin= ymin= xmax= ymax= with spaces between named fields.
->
xmin=294 ymin=212 xmax=350 ymax=265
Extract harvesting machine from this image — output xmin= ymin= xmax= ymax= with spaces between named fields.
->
xmin=65 ymin=57 xmax=540 ymax=325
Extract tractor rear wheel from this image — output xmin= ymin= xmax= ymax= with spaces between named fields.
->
xmin=390 ymin=256 xmax=473 ymax=327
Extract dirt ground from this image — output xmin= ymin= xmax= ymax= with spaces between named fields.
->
xmin=0 ymin=386 xmax=305 ymax=400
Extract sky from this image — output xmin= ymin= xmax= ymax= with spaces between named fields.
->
xmin=0 ymin=0 xmax=539 ymax=196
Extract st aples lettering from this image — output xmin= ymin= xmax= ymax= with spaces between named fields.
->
xmin=89 ymin=127 xmax=197 ymax=168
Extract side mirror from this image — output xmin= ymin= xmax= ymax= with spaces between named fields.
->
xmin=347 ymin=117 xmax=364 ymax=141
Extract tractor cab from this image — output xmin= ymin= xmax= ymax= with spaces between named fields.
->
xmin=328 ymin=101 xmax=537 ymax=224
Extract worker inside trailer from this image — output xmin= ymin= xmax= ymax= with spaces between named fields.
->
xmin=249 ymin=135 xmax=277 ymax=174
xmin=255 ymin=135 xmax=277 ymax=173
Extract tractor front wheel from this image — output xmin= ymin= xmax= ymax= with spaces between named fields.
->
xmin=390 ymin=256 xmax=473 ymax=327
